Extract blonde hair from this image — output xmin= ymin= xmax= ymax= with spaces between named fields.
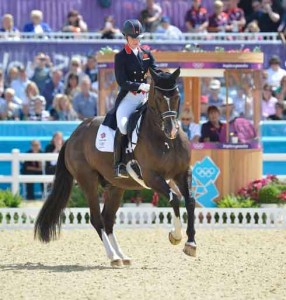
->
xmin=25 ymin=82 xmax=39 ymax=97
xmin=180 ymin=109 xmax=194 ymax=121
xmin=31 ymin=10 xmax=43 ymax=19
xmin=2 ymin=14 xmax=14 ymax=22
xmin=246 ymin=21 xmax=260 ymax=33
xmin=53 ymin=94 xmax=72 ymax=111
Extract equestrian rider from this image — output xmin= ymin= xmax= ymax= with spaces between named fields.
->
xmin=104 ymin=19 xmax=161 ymax=178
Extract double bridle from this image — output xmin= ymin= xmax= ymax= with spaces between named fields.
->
xmin=154 ymin=85 xmax=179 ymax=121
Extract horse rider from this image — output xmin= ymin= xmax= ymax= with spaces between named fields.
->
xmin=103 ymin=19 xmax=161 ymax=178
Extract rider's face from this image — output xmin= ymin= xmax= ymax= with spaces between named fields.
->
xmin=127 ymin=36 xmax=140 ymax=49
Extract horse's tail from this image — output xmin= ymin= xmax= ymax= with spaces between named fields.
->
xmin=34 ymin=142 xmax=73 ymax=243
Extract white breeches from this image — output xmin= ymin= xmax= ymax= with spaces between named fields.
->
xmin=116 ymin=92 xmax=147 ymax=135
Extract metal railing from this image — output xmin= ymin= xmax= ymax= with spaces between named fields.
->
xmin=0 ymin=32 xmax=282 ymax=44
xmin=0 ymin=149 xmax=286 ymax=195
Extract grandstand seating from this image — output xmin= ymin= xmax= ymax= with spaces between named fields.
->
xmin=0 ymin=0 xmax=215 ymax=32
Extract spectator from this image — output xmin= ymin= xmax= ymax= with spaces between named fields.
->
xmin=220 ymin=96 xmax=237 ymax=120
xmin=261 ymin=83 xmax=278 ymax=119
xmin=64 ymin=72 xmax=80 ymax=100
xmin=100 ymin=15 xmax=120 ymax=39
xmin=21 ymin=140 xmax=43 ymax=200
xmin=0 ymin=69 xmax=4 ymax=96
xmin=278 ymin=0 xmax=286 ymax=36
xmin=84 ymin=54 xmax=98 ymax=84
xmin=0 ymin=88 xmax=21 ymax=120
xmin=45 ymin=132 xmax=64 ymax=175
xmin=62 ymin=10 xmax=88 ymax=33
xmin=50 ymin=94 xmax=78 ymax=121
xmin=245 ymin=20 xmax=261 ymax=33
xmin=0 ymin=14 xmax=20 ymax=39
xmin=200 ymin=95 xmax=208 ymax=120
xmin=233 ymin=87 xmax=252 ymax=117
xmin=266 ymin=55 xmax=286 ymax=89
xmin=42 ymin=69 xmax=64 ymax=110
xmin=179 ymin=109 xmax=200 ymax=142
xmin=4 ymin=87 xmax=22 ymax=106
xmin=185 ymin=0 xmax=209 ymax=33
xmin=11 ymin=66 xmax=31 ymax=102
xmin=72 ymin=76 xmax=97 ymax=120
xmin=24 ymin=81 xmax=40 ymax=106
xmin=30 ymin=52 xmax=51 ymax=95
xmin=64 ymin=56 xmax=84 ymax=86
xmin=208 ymin=79 xmax=224 ymax=107
xmin=23 ymin=10 xmax=52 ymax=34
xmin=223 ymin=0 xmax=246 ymax=32
xmin=246 ymin=0 xmax=263 ymax=23
xmin=275 ymin=75 xmax=286 ymax=101
xmin=155 ymin=16 xmax=183 ymax=40
xmin=200 ymin=106 xmax=224 ymax=142
xmin=140 ymin=0 xmax=162 ymax=32
xmin=208 ymin=0 xmax=229 ymax=32
xmin=28 ymin=95 xmax=50 ymax=121
xmin=247 ymin=0 xmax=281 ymax=32
xmin=5 ymin=66 xmax=19 ymax=88
xmin=267 ymin=102 xmax=286 ymax=120
xmin=238 ymin=0 xmax=254 ymax=18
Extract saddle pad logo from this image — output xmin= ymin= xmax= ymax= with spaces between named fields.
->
xmin=101 ymin=132 xmax=106 ymax=139
xmin=192 ymin=156 xmax=220 ymax=207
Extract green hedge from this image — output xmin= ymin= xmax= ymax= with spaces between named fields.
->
xmin=0 ymin=190 xmax=23 ymax=207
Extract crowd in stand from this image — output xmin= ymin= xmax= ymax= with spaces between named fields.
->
xmin=0 ymin=52 xmax=98 ymax=121
xmin=0 ymin=0 xmax=285 ymax=124
xmin=0 ymin=0 xmax=285 ymax=39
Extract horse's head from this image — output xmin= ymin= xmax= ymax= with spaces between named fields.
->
xmin=149 ymin=67 xmax=181 ymax=140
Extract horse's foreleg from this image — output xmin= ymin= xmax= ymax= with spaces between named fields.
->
xmin=144 ymin=172 xmax=182 ymax=245
xmin=174 ymin=170 xmax=196 ymax=257
xmin=102 ymin=186 xmax=131 ymax=265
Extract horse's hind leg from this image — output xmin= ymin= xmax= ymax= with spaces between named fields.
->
xmin=75 ymin=169 xmax=122 ymax=266
xmin=101 ymin=186 xmax=131 ymax=265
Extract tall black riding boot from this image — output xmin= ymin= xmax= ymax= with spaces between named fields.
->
xmin=114 ymin=129 xmax=129 ymax=178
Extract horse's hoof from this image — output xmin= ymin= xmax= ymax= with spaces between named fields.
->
xmin=183 ymin=243 xmax=197 ymax=257
xmin=110 ymin=259 xmax=123 ymax=267
xmin=169 ymin=232 xmax=182 ymax=245
xmin=122 ymin=258 xmax=132 ymax=266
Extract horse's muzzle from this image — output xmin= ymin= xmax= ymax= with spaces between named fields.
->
xmin=163 ymin=118 xmax=179 ymax=140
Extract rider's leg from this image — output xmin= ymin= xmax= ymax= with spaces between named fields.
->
xmin=114 ymin=129 xmax=129 ymax=178
xmin=115 ymin=93 xmax=145 ymax=178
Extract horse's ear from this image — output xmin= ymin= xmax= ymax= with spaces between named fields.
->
xmin=171 ymin=67 xmax=181 ymax=80
xmin=149 ymin=68 xmax=159 ymax=82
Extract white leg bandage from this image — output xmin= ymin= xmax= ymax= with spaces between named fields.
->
xmin=101 ymin=229 xmax=121 ymax=261
xmin=108 ymin=233 xmax=129 ymax=260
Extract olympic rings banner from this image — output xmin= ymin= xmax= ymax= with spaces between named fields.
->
xmin=0 ymin=42 xmax=285 ymax=73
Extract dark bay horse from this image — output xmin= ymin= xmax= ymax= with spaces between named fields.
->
xmin=35 ymin=68 xmax=196 ymax=266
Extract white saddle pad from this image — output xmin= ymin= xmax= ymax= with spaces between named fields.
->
xmin=95 ymin=116 xmax=142 ymax=152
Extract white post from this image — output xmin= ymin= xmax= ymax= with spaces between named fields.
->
xmin=11 ymin=149 xmax=20 ymax=195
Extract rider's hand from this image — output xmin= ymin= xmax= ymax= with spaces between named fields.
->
xmin=139 ymin=83 xmax=150 ymax=92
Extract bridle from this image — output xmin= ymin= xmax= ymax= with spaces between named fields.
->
xmin=154 ymin=85 xmax=179 ymax=121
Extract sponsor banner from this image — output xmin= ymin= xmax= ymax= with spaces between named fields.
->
xmin=0 ymin=42 xmax=284 ymax=73
xmin=190 ymin=142 xmax=261 ymax=150
xmin=99 ymin=62 xmax=262 ymax=70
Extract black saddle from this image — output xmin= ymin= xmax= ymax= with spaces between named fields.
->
xmin=126 ymin=102 xmax=147 ymax=145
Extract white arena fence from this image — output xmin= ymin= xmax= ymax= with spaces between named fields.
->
xmin=0 ymin=207 xmax=286 ymax=230
xmin=1 ymin=32 xmax=282 ymax=44
xmin=0 ymin=149 xmax=286 ymax=195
